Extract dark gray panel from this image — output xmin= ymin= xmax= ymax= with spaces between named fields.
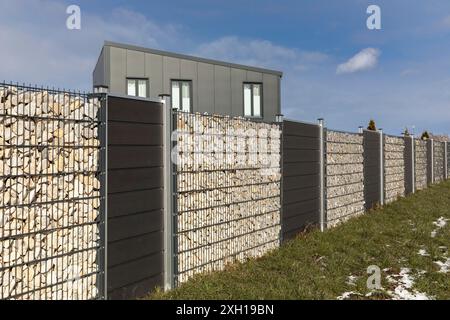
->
xmin=108 ymin=97 xmax=163 ymax=124
xmin=282 ymin=121 xmax=321 ymax=241
xmin=427 ymin=140 xmax=433 ymax=184
xmin=363 ymin=130 xmax=381 ymax=210
xmin=107 ymin=96 xmax=164 ymax=299
xmin=108 ymin=168 xmax=162 ymax=193
xmin=108 ymin=122 xmax=162 ymax=146
xmin=108 ymin=191 xmax=163 ymax=218
xmin=404 ymin=137 xmax=413 ymax=194
xmin=284 ymin=121 xmax=319 ymax=138
xmin=108 ymin=232 xmax=163 ymax=267
xmin=108 ymin=211 xmax=163 ymax=242
xmin=108 ymin=146 xmax=163 ymax=169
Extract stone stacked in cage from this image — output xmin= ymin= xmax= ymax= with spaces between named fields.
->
xmin=414 ymin=140 xmax=428 ymax=190
xmin=433 ymin=141 xmax=445 ymax=182
xmin=384 ymin=136 xmax=405 ymax=203
xmin=175 ymin=113 xmax=281 ymax=284
xmin=0 ymin=86 xmax=101 ymax=300
xmin=325 ymin=131 xmax=364 ymax=227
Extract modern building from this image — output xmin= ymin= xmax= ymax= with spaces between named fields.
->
xmin=93 ymin=41 xmax=283 ymax=122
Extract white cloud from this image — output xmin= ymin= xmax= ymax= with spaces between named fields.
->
xmin=442 ymin=15 xmax=450 ymax=28
xmin=0 ymin=0 xmax=186 ymax=90
xmin=194 ymin=36 xmax=328 ymax=72
xmin=336 ymin=48 xmax=381 ymax=75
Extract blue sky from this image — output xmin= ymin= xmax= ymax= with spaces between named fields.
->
xmin=1 ymin=0 xmax=450 ymax=135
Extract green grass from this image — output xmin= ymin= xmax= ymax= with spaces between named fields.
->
xmin=149 ymin=181 xmax=450 ymax=300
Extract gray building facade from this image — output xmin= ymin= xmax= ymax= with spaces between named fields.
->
xmin=93 ymin=41 xmax=282 ymax=122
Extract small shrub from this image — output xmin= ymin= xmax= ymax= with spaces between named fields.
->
xmin=367 ymin=120 xmax=377 ymax=131
xmin=421 ymin=131 xmax=430 ymax=140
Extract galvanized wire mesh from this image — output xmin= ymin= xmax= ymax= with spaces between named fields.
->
xmin=384 ymin=135 xmax=405 ymax=203
xmin=173 ymin=112 xmax=281 ymax=284
xmin=415 ymin=140 xmax=428 ymax=190
xmin=325 ymin=130 xmax=364 ymax=227
xmin=433 ymin=141 xmax=445 ymax=182
xmin=0 ymin=83 xmax=105 ymax=300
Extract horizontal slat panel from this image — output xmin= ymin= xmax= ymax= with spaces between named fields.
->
xmin=284 ymin=149 xmax=319 ymax=163
xmin=283 ymin=162 xmax=320 ymax=176
xmin=108 ymin=232 xmax=163 ymax=267
xmin=108 ymin=168 xmax=162 ymax=193
xmin=108 ymin=122 xmax=163 ymax=146
xmin=282 ymin=210 xmax=318 ymax=235
xmin=283 ymin=135 xmax=319 ymax=150
xmin=108 ymin=211 xmax=163 ymax=242
xmin=108 ymin=146 xmax=163 ymax=169
xmin=108 ymin=96 xmax=163 ymax=124
xmin=108 ymin=274 xmax=163 ymax=300
xmin=108 ymin=190 xmax=163 ymax=217
xmin=283 ymin=199 xmax=319 ymax=219
xmin=284 ymin=174 xmax=318 ymax=190
xmin=107 ymin=253 xmax=163 ymax=291
xmin=284 ymin=121 xmax=319 ymax=138
xmin=283 ymin=186 xmax=320 ymax=204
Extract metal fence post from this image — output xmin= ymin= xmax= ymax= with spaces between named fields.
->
xmin=161 ymin=94 xmax=174 ymax=291
xmin=430 ymin=139 xmax=435 ymax=184
xmin=379 ymin=129 xmax=384 ymax=205
xmin=318 ymin=118 xmax=325 ymax=231
xmin=444 ymin=141 xmax=448 ymax=180
xmin=411 ymin=135 xmax=415 ymax=193
xmin=276 ymin=114 xmax=284 ymax=243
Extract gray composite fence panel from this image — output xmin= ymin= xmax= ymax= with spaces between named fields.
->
xmin=433 ymin=141 xmax=445 ymax=183
xmin=363 ymin=130 xmax=381 ymax=210
xmin=447 ymin=143 xmax=450 ymax=179
xmin=106 ymin=96 xmax=164 ymax=299
xmin=404 ymin=136 xmax=414 ymax=195
xmin=282 ymin=120 xmax=320 ymax=240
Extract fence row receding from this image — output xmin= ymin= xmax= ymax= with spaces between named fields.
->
xmin=1 ymin=83 xmax=449 ymax=299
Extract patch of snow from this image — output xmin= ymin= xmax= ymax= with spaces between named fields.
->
xmin=337 ymin=291 xmax=361 ymax=300
xmin=433 ymin=217 xmax=449 ymax=228
xmin=431 ymin=217 xmax=449 ymax=237
xmin=434 ymin=257 xmax=450 ymax=273
xmin=418 ymin=249 xmax=430 ymax=257
xmin=386 ymin=268 xmax=433 ymax=300
xmin=346 ymin=275 xmax=358 ymax=286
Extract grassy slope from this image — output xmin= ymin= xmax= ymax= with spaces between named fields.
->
xmin=150 ymin=181 xmax=450 ymax=300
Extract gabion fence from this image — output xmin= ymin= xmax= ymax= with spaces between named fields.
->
xmin=0 ymin=84 xmax=105 ymax=300
xmin=325 ymin=130 xmax=364 ymax=227
xmin=173 ymin=112 xmax=281 ymax=284
xmin=384 ymin=135 xmax=405 ymax=204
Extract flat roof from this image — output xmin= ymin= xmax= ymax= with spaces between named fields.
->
xmin=104 ymin=41 xmax=283 ymax=77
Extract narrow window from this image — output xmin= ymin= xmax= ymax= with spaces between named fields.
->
xmin=172 ymin=80 xmax=192 ymax=112
xmin=127 ymin=78 xmax=149 ymax=98
xmin=243 ymin=83 xmax=262 ymax=118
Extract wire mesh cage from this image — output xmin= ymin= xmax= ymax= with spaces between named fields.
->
xmin=0 ymin=83 xmax=106 ymax=300
xmin=172 ymin=111 xmax=282 ymax=285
